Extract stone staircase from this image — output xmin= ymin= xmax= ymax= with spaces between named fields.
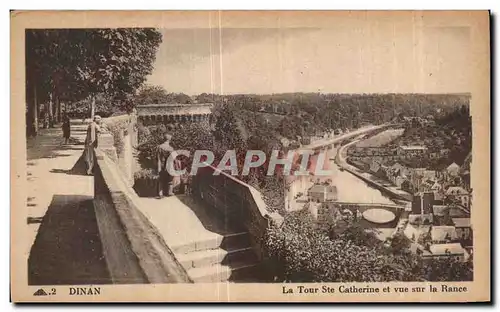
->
xmin=171 ymin=229 xmax=264 ymax=283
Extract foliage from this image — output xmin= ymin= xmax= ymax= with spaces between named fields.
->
xmin=389 ymin=231 xmax=412 ymax=255
xmin=64 ymin=93 xmax=124 ymax=118
xmin=422 ymin=256 xmax=473 ymax=282
xmin=387 ymin=105 xmax=472 ymax=167
xmin=134 ymin=168 xmax=158 ymax=180
xmin=265 ymin=210 xmax=419 ymax=282
xmin=134 ymin=84 xmax=194 ymax=105
xmin=264 ymin=210 xmax=473 ymax=283
xmin=213 ymin=103 xmax=248 ymax=151
xmin=26 ymin=28 xmax=163 ymax=125
xmin=133 ymin=168 xmax=159 ymax=197
xmin=202 ymin=93 xmax=469 ymax=141
xmin=136 ymin=124 xmax=169 ymax=170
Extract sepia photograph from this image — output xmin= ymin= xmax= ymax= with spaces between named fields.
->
xmin=11 ymin=10 xmax=490 ymax=302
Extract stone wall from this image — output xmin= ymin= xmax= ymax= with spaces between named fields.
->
xmin=102 ymin=114 xmax=138 ymax=185
xmin=93 ymin=131 xmax=192 ymax=284
xmin=136 ymin=103 xmax=212 ymax=126
xmin=191 ymin=166 xmax=283 ymax=260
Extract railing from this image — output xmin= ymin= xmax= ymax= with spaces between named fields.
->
xmin=93 ymin=118 xmax=192 ymax=284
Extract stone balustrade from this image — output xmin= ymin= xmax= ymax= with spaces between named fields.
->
xmin=93 ymin=117 xmax=192 ymax=284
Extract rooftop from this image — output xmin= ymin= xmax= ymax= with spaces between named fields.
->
xmin=431 ymin=226 xmax=458 ymax=242
xmin=452 ymin=218 xmax=471 ymax=228
xmin=446 ymin=186 xmax=469 ymax=195
xmin=308 ymin=184 xmax=338 ymax=195
xmin=429 ymin=243 xmax=465 ymax=256
xmin=400 ymin=146 xmax=427 ymax=150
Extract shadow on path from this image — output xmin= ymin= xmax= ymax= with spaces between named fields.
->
xmin=28 ymin=194 xmax=111 ymax=285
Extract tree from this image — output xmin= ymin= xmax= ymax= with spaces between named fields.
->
xmin=264 ymin=210 xmax=419 ymax=282
xmin=213 ymin=104 xmax=247 ymax=151
xmin=135 ymin=85 xmax=170 ymax=105
xmin=76 ymin=29 xmax=162 ymax=118
xmin=25 ymin=28 xmax=162 ymax=135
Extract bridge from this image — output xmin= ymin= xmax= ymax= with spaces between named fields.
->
xmin=295 ymin=123 xmax=392 ymax=153
xmin=333 ymin=202 xmax=406 ymax=210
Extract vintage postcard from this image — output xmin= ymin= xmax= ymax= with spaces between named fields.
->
xmin=10 ymin=10 xmax=490 ymax=302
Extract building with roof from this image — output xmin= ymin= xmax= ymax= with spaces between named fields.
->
xmin=136 ymin=103 xmax=212 ymax=126
xmin=397 ymin=145 xmax=428 ymax=159
xmin=446 ymin=162 xmax=461 ymax=176
xmin=431 ymin=226 xmax=459 ymax=244
xmin=307 ymin=184 xmax=338 ymax=203
xmin=412 ymin=192 xmax=434 ymax=215
xmin=423 ymin=243 xmax=467 ymax=262
xmin=445 ymin=186 xmax=471 ymax=209
xmin=404 ymin=223 xmax=431 ymax=243
xmin=453 ymin=217 xmax=472 ymax=242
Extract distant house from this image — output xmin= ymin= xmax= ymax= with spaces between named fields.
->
xmin=423 ymin=170 xmax=437 ymax=180
xmin=407 ymin=167 xmax=426 ymax=191
xmin=404 ymin=223 xmax=431 ymax=243
xmin=429 ymin=151 xmax=440 ymax=159
xmin=421 ymin=179 xmax=443 ymax=200
xmin=397 ymin=145 xmax=428 ymax=159
xmin=308 ymin=184 xmax=338 ymax=203
xmin=431 ymin=226 xmax=459 ymax=244
xmin=446 ymin=162 xmax=461 ymax=177
xmin=412 ymin=192 xmax=434 ymax=215
xmin=401 ymin=179 xmax=412 ymax=193
xmin=394 ymin=175 xmax=407 ymax=188
xmin=445 ymin=186 xmax=471 ymax=209
xmin=409 ymin=213 xmax=433 ymax=225
xmin=452 ymin=218 xmax=472 ymax=242
xmin=423 ymin=243 xmax=467 ymax=262
xmin=432 ymin=204 xmax=448 ymax=219
xmin=369 ymin=160 xmax=381 ymax=174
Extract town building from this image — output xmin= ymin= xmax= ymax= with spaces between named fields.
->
xmin=409 ymin=192 xmax=434 ymax=225
xmin=136 ymin=103 xmax=212 ymax=126
xmin=307 ymin=184 xmax=338 ymax=203
xmin=431 ymin=226 xmax=459 ymax=244
xmin=445 ymin=186 xmax=471 ymax=209
xmin=397 ymin=145 xmax=428 ymax=159
xmin=423 ymin=243 xmax=467 ymax=262
xmin=446 ymin=162 xmax=461 ymax=176
xmin=452 ymin=217 xmax=472 ymax=242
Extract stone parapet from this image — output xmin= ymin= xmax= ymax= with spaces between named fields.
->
xmin=136 ymin=103 xmax=212 ymax=116
xmin=191 ymin=166 xmax=283 ymax=262
xmin=93 ymin=137 xmax=192 ymax=284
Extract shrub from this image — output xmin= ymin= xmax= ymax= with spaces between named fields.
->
xmin=134 ymin=168 xmax=158 ymax=180
xmin=264 ymin=210 xmax=473 ymax=282
xmin=133 ymin=168 xmax=159 ymax=197
xmin=136 ymin=125 xmax=168 ymax=170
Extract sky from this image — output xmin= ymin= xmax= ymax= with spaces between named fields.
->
xmin=146 ymin=14 xmax=471 ymax=95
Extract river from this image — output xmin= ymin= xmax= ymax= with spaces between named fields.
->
xmin=327 ymin=154 xmax=395 ymax=205
xmin=287 ymin=147 xmax=396 ymax=209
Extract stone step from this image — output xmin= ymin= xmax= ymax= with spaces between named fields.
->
xmin=177 ymin=245 xmax=257 ymax=270
xmin=171 ymin=231 xmax=251 ymax=255
xmin=187 ymin=260 xmax=261 ymax=283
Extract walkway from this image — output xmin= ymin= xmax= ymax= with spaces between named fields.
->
xmin=26 ymin=121 xmax=111 ymax=285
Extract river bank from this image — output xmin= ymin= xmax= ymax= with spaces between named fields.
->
xmin=335 ymin=137 xmax=412 ymax=204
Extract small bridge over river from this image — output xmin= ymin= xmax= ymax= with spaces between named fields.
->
xmin=333 ymin=202 xmax=407 ymax=211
